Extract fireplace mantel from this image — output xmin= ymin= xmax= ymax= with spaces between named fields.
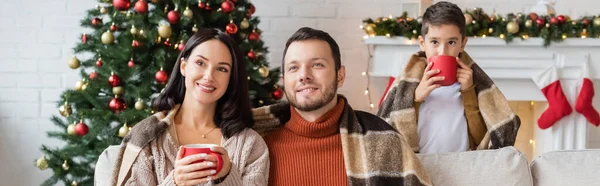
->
xmin=364 ymin=36 xmax=600 ymax=156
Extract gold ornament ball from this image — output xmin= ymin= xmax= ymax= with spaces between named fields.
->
xmin=565 ymin=16 xmax=572 ymax=21
xmin=183 ymin=7 xmax=193 ymax=18
xmin=239 ymin=33 xmax=247 ymax=40
xmin=67 ymin=124 xmax=76 ymax=135
xmin=364 ymin=24 xmax=376 ymax=35
xmin=506 ymin=21 xmax=520 ymax=34
xmin=464 ymin=14 xmax=473 ymax=25
xmin=130 ymin=26 xmax=139 ymax=35
xmin=62 ymin=160 xmax=70 ymax=171
xmin=258 ymin=66 xmax=269 ymax=78
xmin=101 ymin=31 xmax=115 ymax=44
xmin=118 ymin=124 xmax=130 ymax=137
xmin=158 ymin=24 xmax=172 ymax=38
xmin=192 ymin=25 xmax=198 ymax=32
xmin=100 ymin=7 xmax=108 ymax=14
xmin=81 ymin=83 xmax=88 ymax=90
xmin=135 ymin=99 xmax=145 ymax=110
xmin=75 ymin=80 xmax=84 ymax=91
xmin=525 ymin=20 xmax=533 ymax=28
xmin=68 ymin=56 xmax=80 ymax=69
xmin=36 ymin=155 xmax=49 ymax=170
xmin=112 ymin=86 xmax=125 ymax=95
xmin=59 ymin=104 xmax=72 ymax=117
xmin=240 ymin=18 xmax=250 ymax=29
xmin=593 ymin=17 xmax=600 ymax=27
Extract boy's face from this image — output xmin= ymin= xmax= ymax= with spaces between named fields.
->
xmin=418 ymin=24 xmax=468 ymax=58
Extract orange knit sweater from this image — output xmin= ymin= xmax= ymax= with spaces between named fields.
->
xmin=264 ymin=98 xmax=348 ymax=186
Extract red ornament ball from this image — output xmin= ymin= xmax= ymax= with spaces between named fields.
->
xmin=89 ymin=71 xmax=98 ymax=80
xmin=247 ymin=4 xmax=255 ymax=17
xmin=92 ymin=18 xmax=103 ymax=26
xmin=198 ymin=2 xmax=206 ymax=9
xmin=135 ymin=0 xmax=148 ymax=13
xmin=75 ymin=122 xmax=89 ymax=136
xmin=110 ymin=24 xmax=118 ymax=32
xmin=557 ymin=15 xmax=566 ymax=23
xmin=583 ymin=19 xmax=591 ymax=26
xmin=226 ymin=23 xmax=238 ymax=34
xmin=178 ymin=43 xmax=185 ymax=51
xmin=248 ymin=32 xmax=260 ymax=41
xmin=550 ymin=17 xmax=559 ymax=25
xmin=113 ymin=0 xmax=131 ymax=11
xmin=167 ymin=10 xmax=180 ymax=24
xmin=528 ymin=13 xmax=538 ymax=20
xmin=132 ymin=40 xmax=141 ymax=47
xmin=108 ymin=74 xmax=121 ymax=87
xmin=109 ymin=97 xmax=127 ymax=113
xmin=128 ymin=59 xmax=135 ymax=68
xmin=96 ymin=59 xmax=103 ymax=67
xmin=155 ymin=70 xmax=168 ymax=84
xmin=221 ymin=1 xmax=235 ymax=13
xmin=247 ymin=51 xmax=256 ymax=59
xmin=272 ymin=88 xmax=283 ymax=100
xmin=536 ymin=18 xmax=545 ymax=26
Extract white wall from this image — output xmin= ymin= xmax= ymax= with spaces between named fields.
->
xmin=1 ymin=0 xmax=600 ymax=185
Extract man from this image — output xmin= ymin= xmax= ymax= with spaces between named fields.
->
xmin=252 ymin=27 xmax=432 ymax=186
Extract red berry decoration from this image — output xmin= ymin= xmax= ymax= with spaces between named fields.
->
xmin=155 ymin=69 xmax=168 ymax=84
xmin=110 ymin=24 xmax=118 ymax=32
xmin=221 ymin=1 xmax=234 ymax=13
xmin=167 ymin=10 xmax=180 ymax=24
xmin=113 ymin=0 xmax=131 ymax=11
xmin=132 ymin=40 xmax=141 ymax=47
xmin=109 ymin=97 xmax=126 ymax=113
xmin=75 ymin=122 xmax=89 ymax=136
xmin=198 ymin=2 xmax=206 ymax=9
xmin=92 ymin=18 xmax=103 ymax=27
xmin=108 ymin=73 xmax=121 ymax=87
xmin=135 ymin=0 xmax=148 ymax=13
xmin=226 ymin=22 xmax=238 ymax=34
xmin=583 ymin=19 xmax=591 ymax=26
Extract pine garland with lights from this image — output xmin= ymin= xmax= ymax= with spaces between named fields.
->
xmin=36 ymin=0 xmax=280 ymax=185
xmin=362 ymin=10 xmax=600 ymax=47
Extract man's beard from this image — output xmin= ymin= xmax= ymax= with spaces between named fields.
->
xmin=286 ymin=79 xmax=338 ymax=112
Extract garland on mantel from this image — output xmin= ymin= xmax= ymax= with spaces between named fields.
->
xmin=362 ymin=9 xmax=600 ymax=47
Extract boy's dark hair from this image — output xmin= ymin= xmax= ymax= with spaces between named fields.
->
xmin=282 ymin=27 xmax=341 ymax=75
xmin=421 ymin=1 xmax=466 ymax=38
xmin=152 ymin=28 xmax=252 ymax=139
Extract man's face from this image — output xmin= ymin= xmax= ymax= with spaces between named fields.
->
xmin=419 ymin=24 xmax=468 ymax=58
xmin=282 ymin=39 xmax=345 ymax=111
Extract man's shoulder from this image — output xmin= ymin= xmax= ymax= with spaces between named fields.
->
xmin=352 ymin=110 xmax=397 ymax=132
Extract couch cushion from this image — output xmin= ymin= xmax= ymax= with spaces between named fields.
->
xmin=416 ymin=147 xmax=532 ymax=186
xmin=94 ymin=145 xmax=120 ymax=185
xmin=531 ymin=149 xmax=600 ymax=186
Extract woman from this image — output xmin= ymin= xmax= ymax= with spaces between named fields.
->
xmin=110 ymin=29 xmax=269 ymax=186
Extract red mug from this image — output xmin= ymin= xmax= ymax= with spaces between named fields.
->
xmin=182 ymin=144 xmax=223 ymax=175
xmin=428 ymin=55 xmax=458 ymax=86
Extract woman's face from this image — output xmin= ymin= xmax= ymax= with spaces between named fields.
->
xmin=180 ymin=39 xmax=233 ymax=106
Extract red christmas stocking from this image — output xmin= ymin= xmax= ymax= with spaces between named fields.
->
xmin=575 ymin=62 xmax=600 ymax=126
xmin=379 ymin=76 xmax=396 ymax=107
xmin=532 ymin=66 xmax=573 ymax=129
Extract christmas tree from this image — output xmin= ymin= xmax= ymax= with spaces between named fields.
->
xmin=35 ymin=0 xmax=282 ymax=185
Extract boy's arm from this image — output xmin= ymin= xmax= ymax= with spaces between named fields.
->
xmin=461 ymin=85 xmax=487 ymax=149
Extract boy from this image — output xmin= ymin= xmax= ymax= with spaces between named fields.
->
xmin=377 ymin=1 xmax=520 ymax=154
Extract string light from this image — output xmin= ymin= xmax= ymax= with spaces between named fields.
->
xmin=388 ymin=14 xmax=393 ymax=19
xmin=363 ymin=35 xmax=369 ymax=39
xmin=499 ymin=34 xmax=505 ymax=39
xmin=364 ymin=44 xmax=375 ymax=110
xmin=385 ymin=33 xmax=391 ymax=37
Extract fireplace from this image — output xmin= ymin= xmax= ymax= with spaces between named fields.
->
xmin=365 ymin=36 xmax=600 ymax=159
